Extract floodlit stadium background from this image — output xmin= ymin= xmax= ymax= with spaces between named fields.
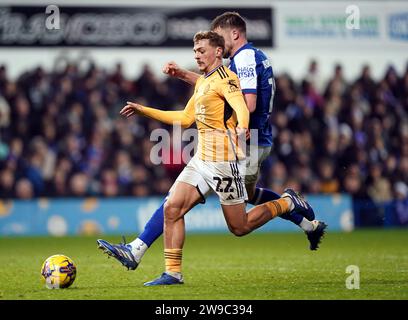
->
xmin=0 ymin=0 xmax=407 ymax=236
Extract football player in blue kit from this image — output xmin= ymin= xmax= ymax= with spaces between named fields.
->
xmin=97 ymin=12 xmax=327 ymax=272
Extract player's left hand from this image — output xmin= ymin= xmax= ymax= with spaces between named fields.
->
xmin=120 ymin=102 xmax=143 ymax=118
xmin=236 ymin=127 xmax=250 ymax=141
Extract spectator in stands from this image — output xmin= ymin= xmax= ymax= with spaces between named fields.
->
xmin=15 ymin=178 xmax=34 ymax=199
xmin=317 ymin=158 xmax=339 ymax=194
xmin=100 ymin=168 xmax=119 ymax=198
xmin=356 ymin=64 xmax=376 ymax=103
xmin=324 ymin=64 xmax=347 ymax=99
xmin=69 ymin=172 xmax=90 ymax=197
xmin=305 ymin=59 xmax=324 ymax=93
xmin=394 ymin=181 xmax=408 ymax=225
xmin=267 ymin=160 xmax=287 ymax=195
xmin=366 ymin=163 xmax=392 ymax=203
xmin=0 ymin=168 xmax=15 ymax=198
xmin=0 ymin=94 xmax=10 ymax=130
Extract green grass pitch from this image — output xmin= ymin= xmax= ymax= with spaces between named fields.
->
xmin=0 ymin=229 xmax=407 ymax=300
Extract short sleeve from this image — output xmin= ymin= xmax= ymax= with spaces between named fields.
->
xmin=233 ymin=49 xmax=257 ymax=94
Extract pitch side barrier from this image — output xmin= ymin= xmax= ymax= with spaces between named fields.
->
xmin=0 ymin=195 xmax=355 ymax=236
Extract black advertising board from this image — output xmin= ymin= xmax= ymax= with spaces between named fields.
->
xmin=0 ymin=6 xmax=273 ymax=47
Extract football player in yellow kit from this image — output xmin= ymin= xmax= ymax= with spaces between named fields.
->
xmin=119 ymin=31 xmax=314 ymax=286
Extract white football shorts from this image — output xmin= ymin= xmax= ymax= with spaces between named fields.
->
xmin=171 ymin=154 xmax=248 ymax=205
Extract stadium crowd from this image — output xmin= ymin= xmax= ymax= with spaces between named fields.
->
xmin=0 ymin=59 xmax=407 ymax=224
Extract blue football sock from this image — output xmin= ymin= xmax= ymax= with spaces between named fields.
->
xmin=138 ymin=201 xmax=165 ymax=247
xmin=249 ymin=187 xmax=304 ymax=225
xmin=249 ymin=187 xmax=281 ymax=204
xmin=280 ymin=210 xmax=304 ymax=225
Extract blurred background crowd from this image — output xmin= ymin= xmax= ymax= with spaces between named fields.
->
xmin=0 ymin=59 xmax=407 ymax=224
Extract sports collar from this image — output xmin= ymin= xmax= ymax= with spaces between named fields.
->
xmin=204 ymin=64 xmax=224 ymax=78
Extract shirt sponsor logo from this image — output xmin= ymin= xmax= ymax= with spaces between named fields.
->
xmin=237 ymin=66 xmax=255 ymax=79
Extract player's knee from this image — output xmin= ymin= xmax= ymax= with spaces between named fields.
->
xmin=163 ymin=200 xmax=181 ymax=222
xmin=228 ymin=225 xmax=247 ymax=237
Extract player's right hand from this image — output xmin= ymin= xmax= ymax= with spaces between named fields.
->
xmin=120 ymin=102 xmax=143 ymax=118
xmin=162 ymin=61 xmax=182 ymax=77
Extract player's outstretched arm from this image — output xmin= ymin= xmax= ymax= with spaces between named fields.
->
xmin=120 ymin=101 xmax=195 ymax=128
xmin=162 ymin=61 xmax=200 ymax=86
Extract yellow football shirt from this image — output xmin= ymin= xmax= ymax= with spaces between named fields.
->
xmin=189 ymin=65 xmax=249 ymax=161
xmin=138 ymin=64 xmax=249 ymax=162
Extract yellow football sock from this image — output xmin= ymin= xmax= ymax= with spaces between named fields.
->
xmin=264 ymin=198 xmax=290 ymax=219
xmin=164 ymin=249 xmax=183 ymax=273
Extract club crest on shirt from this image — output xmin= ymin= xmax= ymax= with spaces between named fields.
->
xmin=228 ymin=79 xmax=240 ymax=93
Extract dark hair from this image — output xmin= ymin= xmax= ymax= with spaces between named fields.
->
xmin=210 ymin=11 xmax=247 ymax=34
xmin=193 ymin=30 xmax=225 ymax=52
